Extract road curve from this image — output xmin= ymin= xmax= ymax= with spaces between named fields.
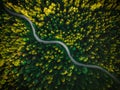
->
xmin=4 ymin=7 xmax=120 ymax=84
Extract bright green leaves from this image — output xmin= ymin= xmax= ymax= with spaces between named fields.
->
xmin=23 ymin=38 xmax=29 ymax=42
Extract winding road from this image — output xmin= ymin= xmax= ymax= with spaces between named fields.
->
xmin=4 ymin=7 xmax=120 ymax=84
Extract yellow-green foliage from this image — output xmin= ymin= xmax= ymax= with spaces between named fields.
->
xmin=1 ymin=0 xmax=120 ymax=90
